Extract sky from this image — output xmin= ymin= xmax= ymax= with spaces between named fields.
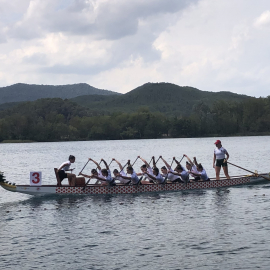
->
xmin=0 ymin=0 xmax=270 ymax=97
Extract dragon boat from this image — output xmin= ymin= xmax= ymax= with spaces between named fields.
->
xmin=0 ymin=171 xmax=269 ymax=195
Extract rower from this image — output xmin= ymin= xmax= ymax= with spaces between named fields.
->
xmin=80 ymin=158 xmax=105 ymax=184
xmin=183 ymin=154 xmax=200 ymax=181
xmin=188 ymin=163 xmax=210 ymax=181
xmin=138 ymin=156 xmax=155 ymax=183
xmin=80 ymin=159 xmax=116 ymax=186
xmin=143 ymin=167 xmax=165 ymax=184
xmin=112 ymin=158 xmax=131 ymax=185
xmin=57 ymin=155 xmax=76 ymax=186
xmin=168 ymin=164 xmax=189 ymax=183
xmin=160 ymin=156 xmax=181 ymax=183
xmin=116 ymin=165 xmax=141 ymax=185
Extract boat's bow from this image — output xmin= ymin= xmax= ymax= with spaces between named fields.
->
xmin=0 ymin=172 xmax=17 ymax=192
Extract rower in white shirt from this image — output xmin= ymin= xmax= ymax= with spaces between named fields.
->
xmin=116 ymin=165 xmax=141 ymax=185
xmin=160 ymin=156 xmax=181 ymax=183
xmin=79 ymin=158 xmax=106 ymax=185
xmin=183 ymin=154 xmax=201 ymax=181
xmin=143 ymin=167 xmax=165 ymax=184
xmin=137 ymin=156 xmax=155 ymax=182
xmin=112 ymin=158 xmax=131 ymax=185
xmin=188 ymin=163 xmax=210 ymax=181
xmin=169 ymin=164 xmax=189 ymax=183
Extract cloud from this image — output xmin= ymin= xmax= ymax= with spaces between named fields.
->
xmin=4 ymin=0 xmax=196 ymax=76
xmin=146 ymin=0 xmax=270 ymax=97
xmin=254 ymin=10 xmax=270 ymax=27
xmin=5 ymin=0 xmax=198 ymax=41
xmin=1 ymin=0 xmax=270 ymax=98
xmin=23 ymin=53 xmax=48 ymax=65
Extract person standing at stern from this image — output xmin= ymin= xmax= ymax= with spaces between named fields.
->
xmin=213 ymin=140 xmax=230 ymax=180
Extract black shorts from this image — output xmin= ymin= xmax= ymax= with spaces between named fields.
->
xmin=171 ymin=178 xmax=181 ymax=183
xmin=109 ymin=180 xmax=116 ymax=186
xmin=193 ymin=176 xmax=201 ymax=182
xmin=216 ymin=159 xmax=227 ymax=167
xmin=58 ymin=170 xmax=67 ymax=181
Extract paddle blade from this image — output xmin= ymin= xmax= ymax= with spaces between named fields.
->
xmin=82 ymin=178 xmax=91 ymax=191
xmin=137 ymin=176 xmax=143 ymax=186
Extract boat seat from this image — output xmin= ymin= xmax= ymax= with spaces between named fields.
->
xmin=75 ymin=177 xmax=86 ymax=186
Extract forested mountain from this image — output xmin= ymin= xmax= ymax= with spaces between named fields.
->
xmin=0 ymin=83 xmax=120 ymax=104
xmin=0 ymin=82 xmax=268 ymax=142
xmin=71 ymin=82 xmax=251 ymax=116
xmin=0 ymin=95 xmax=270 ymax=142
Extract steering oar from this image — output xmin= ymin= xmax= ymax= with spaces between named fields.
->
xmin=227 ymin=161 xmax=270 ymax=181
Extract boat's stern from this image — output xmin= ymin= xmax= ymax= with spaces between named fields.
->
xmin=0 ymin=171 xmax=17 ymax=192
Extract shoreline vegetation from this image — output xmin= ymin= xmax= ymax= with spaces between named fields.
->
xmin=0 ymin=94 xmax=270 ymax=142
xmin=1 ymin=140 xmax=36 ymax=143
xmin=1 ymin=133 xmax=270 ymax=144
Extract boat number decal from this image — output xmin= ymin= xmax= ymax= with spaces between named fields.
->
xmin=32 ymin=173 xmax=40 ymax=183
xmin=30 ymin=171 xmax=42 ymax=186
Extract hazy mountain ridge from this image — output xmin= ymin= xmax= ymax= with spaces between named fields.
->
xmin=0 ymin=82 xmax=252 ymax=116
xmin=71 ymin=82 xmax=251 ymax=116
xmin=0 ymin=83 xmax=120 ymax=104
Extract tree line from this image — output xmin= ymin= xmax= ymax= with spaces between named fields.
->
xmin=0 ymin=97 xmax=270 ymax=142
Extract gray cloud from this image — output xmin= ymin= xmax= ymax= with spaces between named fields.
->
xmin=3 ymin=0 xmax=270 ymax=98
xmin=6 ymin=0 xmax=198 ymax=41
xmin=22 ymin=53 xmax=48 ymax=65
xmin=89 ymin=0 xmax=195 ymax=40
xmin=10 ymin=0 xmax=197 ymax=76
xmin=37 ymin=19 xmax=165 ymax=76
xmin=39 ymin=64 xmax=101 ymax=75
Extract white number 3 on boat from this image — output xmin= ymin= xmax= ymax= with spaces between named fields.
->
xmin=30 ymin=172 xmax=42 ymax=186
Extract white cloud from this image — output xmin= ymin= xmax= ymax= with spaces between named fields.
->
xmin=4 ymin=0 xmax=195 ymax=40
xmin=254 ymin=10 xmax=270 ymax=27
xmin=0 ymin=0 xmax=270 ymax=97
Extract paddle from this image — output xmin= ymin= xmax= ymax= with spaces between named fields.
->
xmin=145 ymin=156 xmax=155 ymax=183
xmin=136 ymin=176 xmax=144 ymax=186
xmin=149 ymin=156 xmax=153 ymax=166
xmin=131 ymin=157 xmax=139 ymax=167
xmin=103 ymin=159 xmax=116 ymax=186
xmin=164 ymin=159 xmax=175 ymax=183
xmin=119 ymin=161 xmax=129 ymax=173
xmin=179 ymin=155 xmax=185 ymax=163
xmin=81 ymin=160 xmax=102 ymax=191
xmin=227 ymin=161 xmax=270 ymax=181
xmin=114 ymin=160 xmax=129 ymax=179
xmin=78 ymin=160 xmax=90 ymax=176
xmin=155 ymin=156 xmax=161 ymax=164
xmin=172 ymin=155 xmax=184 ymax=167
xmin=108 ymin=159 xmax=114 ymax=167
xmin=170 ymin=158 xmax=175 ymax=167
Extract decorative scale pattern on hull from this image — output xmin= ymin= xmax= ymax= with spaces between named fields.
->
xmin=55 ymin=177 xmax=250 ymax=194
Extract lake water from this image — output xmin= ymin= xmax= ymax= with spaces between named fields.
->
xmin=1 ymin=136 xmax=270 ymax=270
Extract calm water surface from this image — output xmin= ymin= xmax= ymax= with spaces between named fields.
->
xmin=1 ymin=136 xmax=270 ymax=270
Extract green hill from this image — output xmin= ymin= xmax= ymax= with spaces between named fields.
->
xmin=0 ymin=83 xmax=120 ymax=104
xmin=71 ymin=82 xmax=251 ymax=116
xmin=0 ymin=92 xmax=269 ymax=142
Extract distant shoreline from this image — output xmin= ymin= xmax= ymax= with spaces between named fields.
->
xmin=1 ymin=132 xmax=270 ymax=144
xmin=1 ymin=140 xmax=36 ymax=143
